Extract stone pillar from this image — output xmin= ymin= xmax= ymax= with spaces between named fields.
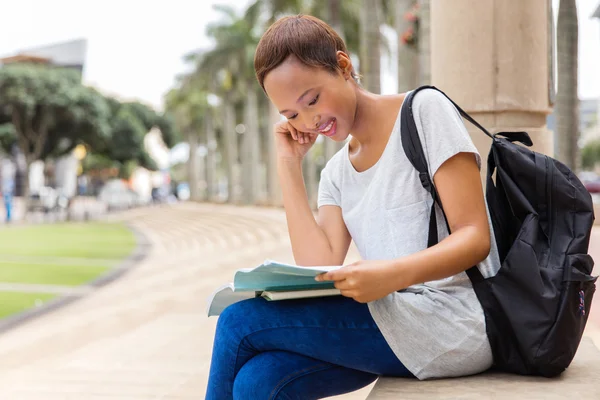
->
xmin=431 ymin=0 xmax=554 ymax=177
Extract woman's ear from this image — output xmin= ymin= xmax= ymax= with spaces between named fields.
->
xmin=336 ymin=51 xmax=353 ymax=80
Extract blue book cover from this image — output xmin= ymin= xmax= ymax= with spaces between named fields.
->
xmin=207 ymin=259 xmax=342 ymax=316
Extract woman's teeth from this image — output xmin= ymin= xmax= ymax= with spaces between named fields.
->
xmin=318 ymin=119 xmax=334 ymax=133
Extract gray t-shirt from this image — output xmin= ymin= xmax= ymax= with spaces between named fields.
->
xmin=317 ymin=89 xmax=501 ymax=380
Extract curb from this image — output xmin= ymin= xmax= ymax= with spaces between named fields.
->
xmin=0 ymin=223 xmax=152 ymax=335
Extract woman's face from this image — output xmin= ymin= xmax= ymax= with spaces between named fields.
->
xmin=263 ymin=54 xmax=357 ymax=141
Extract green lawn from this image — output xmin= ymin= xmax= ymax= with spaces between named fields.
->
xmin=0 ymin=222 xmax=136 ymax=319
xmin=0 ymin=292 xmax=57 ymax=319
xmin=0 ymin=223 xmax=136 ymax=259
xmin=0 ymin=261 xmax=109 ymax=286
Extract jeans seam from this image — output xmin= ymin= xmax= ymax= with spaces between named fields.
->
xmin=233 ymin=325 xmax=385 ymax=384
xmin=232 ymin=324 xmax=384 ymax=388
xmin=268 ymin=363 xmax=334 ymax=400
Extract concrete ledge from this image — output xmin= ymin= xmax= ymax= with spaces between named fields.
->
xmin=367 ymin=338 xmax=600 ymax=399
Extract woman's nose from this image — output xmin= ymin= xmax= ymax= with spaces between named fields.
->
xmin=305 ymin=114 xmax=320 ymax=131
xmin=312 ymin=115 xmax=321 ymax=128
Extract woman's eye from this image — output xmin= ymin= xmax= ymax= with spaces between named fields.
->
xmin=308 ymin=95 xmax=319 ymax=106
xmin=288 ymin=114 xmax=298 ymax=120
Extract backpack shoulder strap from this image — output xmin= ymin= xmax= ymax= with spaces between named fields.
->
xmin=400 ymin=86 xmax=484 ymax=282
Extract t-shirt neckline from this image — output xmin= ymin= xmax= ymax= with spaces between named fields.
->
xmin=345 ymin=93 xmax=410 ymax=176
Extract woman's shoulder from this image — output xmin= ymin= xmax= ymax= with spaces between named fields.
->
xmin=411 ymin=87 xmax=451 ymax=110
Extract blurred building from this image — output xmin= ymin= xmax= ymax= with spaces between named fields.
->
xmin=0 ymin=39 xmax=87 ymax=197
xmin=547 ymin=99 xmax=600 ymax=146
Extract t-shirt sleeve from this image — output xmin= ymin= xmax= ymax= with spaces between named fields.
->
xmin=412 ymin=89 xmax=482 ymax=179
xmin=317 ymin=163 xmax=341 ymax=208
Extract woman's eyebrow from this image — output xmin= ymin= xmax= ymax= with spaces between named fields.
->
xmin=279 ymin=88 xmax=314 ymax=113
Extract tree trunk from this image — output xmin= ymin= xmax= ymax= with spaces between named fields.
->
xmin=186 ymin=131 xmax=200 ymax=201
xmin=360 ymin=0 xmax=381 ymax=93
xmin=205 ymin=112 xmax=217 ymax=202
xmin=241 ymin=82 xmax=261 ymax=205
xmin=21 ymin=159 xmax=31 ymax=218
xmin=555 ymin=0 xmax=579 ymax=170
xmin=397 ymin=0 xmax=419 ymax=92
xmin=267 ymin=102 xmax=282 ymax=206
xmin=323 ymin=0 xmax=347 ymax=162
xmin=328 ymin=0 xmax=344 ymax=39
xmin=223 ymin=99 xmax=239 ymax=204
xmin=302 ymin=150 xmax=318 ymax=210
xmin=418 ymin=0 xmax=431 ymax=85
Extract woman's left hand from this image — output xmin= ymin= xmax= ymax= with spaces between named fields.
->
xmin=315 ymin=260 xmax=403 ymax=303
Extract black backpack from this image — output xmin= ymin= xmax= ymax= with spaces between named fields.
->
xmin=400 ymin=86 xmax=597 ymax=377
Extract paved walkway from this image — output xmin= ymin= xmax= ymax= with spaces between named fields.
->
xmin=0 ymin=203 xmax=369 ymax=399
xmin=0 ymin=203 xmax=597 ymax=399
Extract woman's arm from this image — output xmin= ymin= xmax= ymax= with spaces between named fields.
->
xmin=278 ymin=158 xmax=352 ymax=266
xmin=316 ymin=152 xmax=490 ymax=302
xmin=389 ymin=151 xmax=491 ymax=288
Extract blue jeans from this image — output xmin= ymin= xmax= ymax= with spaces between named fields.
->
xmin=206 ymin=295 xmax=413 ymax=399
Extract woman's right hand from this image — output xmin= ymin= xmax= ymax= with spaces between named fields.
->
xmin=274 ymin=120 xmax=318 ymax=162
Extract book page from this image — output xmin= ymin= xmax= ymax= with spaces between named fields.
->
xmin=262 ymin=259 xmax=343 ymax=275
xmin=206 ymin=283 xmax=255 ymax=317
xmin=261 ymin=288 xmax=341 ymax=301
xmin=232 ymin=260 xmax=341 ymax=292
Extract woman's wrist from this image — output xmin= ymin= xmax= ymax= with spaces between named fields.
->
xmin=277 ymin=156 xmax=303 ymax=168
xmin=387 ymin=258 xmax=416 ymax=291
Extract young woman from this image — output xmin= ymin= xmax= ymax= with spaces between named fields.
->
xmin=206 ymin=14 xmax=501 ymax=400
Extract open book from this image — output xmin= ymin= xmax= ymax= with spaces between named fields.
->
xmin=207 ymin=259 xmax=343 ymax=316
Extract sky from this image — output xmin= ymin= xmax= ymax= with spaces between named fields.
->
xmin=0 ymin=0 xmax=599 ymax=110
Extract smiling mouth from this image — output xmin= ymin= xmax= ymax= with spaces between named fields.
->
xmin=317 ymin=118 xmax=336 ymax=135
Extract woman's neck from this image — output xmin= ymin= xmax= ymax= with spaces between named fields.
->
xmin=349 ymin=88 xmax=404 ymax=149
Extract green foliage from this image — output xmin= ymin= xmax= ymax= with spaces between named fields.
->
xmin=81 ymin=153 xmax=116 ymax=174
xmin=165 ymin=85 xmax=211 ymax=141
xmin=0 ymin=63 xmax=110 ymax=163
xmin=42 ymin=86 xmax=111 ymax=160
xmin=582 ymin=140 xmax=600 ymax=170
xmin=0 ymin=123 xmax=16 ymax=154
xmin=155 ymin=112 xmax=180 ymax=148
xmin=0 ymin=63 xmax=173 ymax=173
xmin=119 ymin=160 xmax=139 ymax=180
xmin=101 ymin=101 xmax=178 ymax=169
xmin=108 ymin=105 xmax=147 ymax=163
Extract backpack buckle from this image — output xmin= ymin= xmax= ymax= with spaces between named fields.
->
xmin=419 ymin=172 xmax=432 ymax=193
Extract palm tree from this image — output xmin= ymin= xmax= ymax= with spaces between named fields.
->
xmin=164 ymin=80 xmax=211 ymax=202
xmin=360 ymin=0 xmax=381 ymax=93
xmin=555 ymin=0 xmax=579 ymax=169
xmin=417 ymin=0 xmax=431 ymax=85
xmin=396 ymin=0 xmax=418 ymax=92
xmin=195 ymin=5 xmax=263 ymax=204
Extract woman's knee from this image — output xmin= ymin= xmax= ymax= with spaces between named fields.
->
xmin=216 ymin=298 xmax=263 ymax=337
xmin=232 ymin=353 xmax=287 ymax=400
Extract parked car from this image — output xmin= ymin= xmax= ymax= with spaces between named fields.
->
xmin=98 ymin=180 xmax=140 ymax=211
xmin=584 ymin=180 xmax=600 ymax=194
xmin=28 ymin=186 xmax=68 ymax=213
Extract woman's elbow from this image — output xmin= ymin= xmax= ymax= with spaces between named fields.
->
xmin=473 ymin=230 xmax=491 ymax=264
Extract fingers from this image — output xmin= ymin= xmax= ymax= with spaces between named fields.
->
xmin=287 ymin=122 xmax=298 ymax=141
xmin=274 ymin=121 xmax=317 ymax=145
xmin=333 ymin=279 xmax=352 ymax=290
xmin=316 ymin=269 xmax=342 ymax=282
